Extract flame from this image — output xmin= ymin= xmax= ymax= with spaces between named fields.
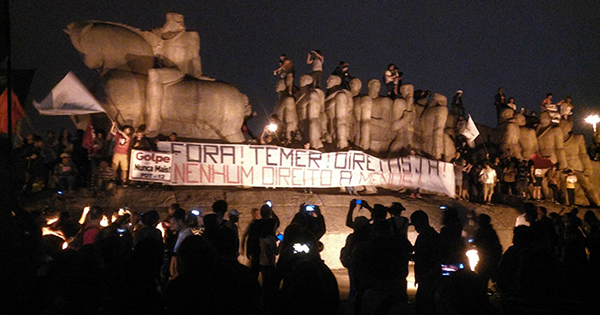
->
xmin=111 ymin=214 xmax=118 ymax=223
xmin=156 ymin=222 xmax=166 ymax=238
xmin=118 ymin=208 xmax=132 ymax=216
xmin=79 ymin=206 xmax=91 ymax=225
xmin=466 ymin=249 xmax=479 ymax=272
xmin=43 ymin=226 xmax=69 ymax=250
xmin=100 ymin=215 xmax=109 ymax=227
xmin=42 ymin=226 xmax=65 ymax=240
xmin=46 ymin=217 xmax=59 ymax=225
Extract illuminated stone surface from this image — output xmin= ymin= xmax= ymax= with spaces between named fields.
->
xmin=66 ymin=14 xmax=251 ymax=141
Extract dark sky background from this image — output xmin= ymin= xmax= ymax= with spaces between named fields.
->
xmin=5 ymin=0 xmax=600 ymax=137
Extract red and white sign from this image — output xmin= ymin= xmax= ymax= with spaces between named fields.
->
xmin=155 ymin=142 xmax=455 ymax=197
xmin=129 ymin=150 xmax=172 ymax=182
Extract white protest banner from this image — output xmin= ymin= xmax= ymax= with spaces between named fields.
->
xmin=129 ymin=150 xmax=172 ymax=182
xmin=156 ymin=142 xmax=455 ymax=197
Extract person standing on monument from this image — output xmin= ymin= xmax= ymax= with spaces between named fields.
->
xmin=332 ymin=61 xmax=352 ymax=90
xmin=451 ymin=90 xmax=465 ymax=117
xmin=306 ymin=50 xmax=324 ymax=89
xmin=143 ymin=13 xmax=203 ymax=134
xmin=565 ymin=170 xmax=578 ymax=206
xmin=274 ymin=54 xmax=294 ymax=95
xmin=110 ymin=122 xmax=133 ymax=187
xmin=557 ymin=96 xmax=574 ymax=120
xmin=479 ymin=163 xmax=497 ymax=205
xmin=494 ymin=87 xmax=506 ymax=121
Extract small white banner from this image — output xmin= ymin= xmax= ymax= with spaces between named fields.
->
xmin=129 ymin=150 xmax=172 ymax=182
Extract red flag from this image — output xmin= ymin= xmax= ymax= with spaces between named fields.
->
xmin=530 ymin=153 xmax=555 ymax=169
xmin=82 ymin=120 xmax=96 ymax=150
xmin=0 ymin=88 xmax=26 ymax=133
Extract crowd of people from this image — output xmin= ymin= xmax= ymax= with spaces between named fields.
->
xmin=11 ymin=121 xmax=181 ymax=196
xmin=7 ymin=197 xmax=600 ymax=314
xmin=450 ymin=149 xmax=580 ymax=206
xmin=14 ymin=200 xmax=338 ymax=314
xmin=449 ymin=86 xmax=585 ymax=207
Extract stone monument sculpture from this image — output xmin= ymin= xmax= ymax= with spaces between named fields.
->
xmin=351 ymin=78 xmax=372 ymax=150
xmin=389 ymin=84 xmax=416 ymax=155
xmin=325 ymin=75 xmax=354 ymax=149
xmin=495 ymin=108 xmax=523 ymax=160
xmin=367 ymin=79 xmax=395 ymax=154
xmin=295 ymin=75 xmax=326 ymax=149
xmin=347 ymin=78 xmax=361 ymax=144
xmin=536 ymin=111 xmax=568 ymax=168
xmin=66 ymin=13 xmax=251 ymax=142
xmin=514 ymin=113 xmax=539 ymax=160
xmin=560 ymin=120 xmax=600 ymax=205
xmin=273 ymin=79 xmax=298 ymax=143
xmin=419 ymin=93 xmax=449 ymax=160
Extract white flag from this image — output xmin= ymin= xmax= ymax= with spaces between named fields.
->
xmin=33 ymin=72 xmax=105 ymax=115
xmin=461 ymin=114 xmax=480 ymax=142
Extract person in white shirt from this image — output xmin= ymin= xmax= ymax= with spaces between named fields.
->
xmin=557 ymin=96 xmax=573 ymax=120
xmin=479 ymin=163 xmax=497 ymax=204
xmin=306 ymin=50 xmax=324 ymax=88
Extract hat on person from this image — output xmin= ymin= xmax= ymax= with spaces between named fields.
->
xmin=228 ymin=209 xmax=240 ymax=217
xmin=60 ymin=153 xmax=70 ymax=158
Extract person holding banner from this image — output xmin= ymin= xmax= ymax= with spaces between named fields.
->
xmin=110 ymin=122 xmax=134 ymax=187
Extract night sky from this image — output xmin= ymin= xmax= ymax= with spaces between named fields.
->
xmin=5 ymin=0 xmax=600 ymax=136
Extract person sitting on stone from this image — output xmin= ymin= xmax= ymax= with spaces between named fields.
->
xmin=306 ymin=50 xmax=324 ymax=88
xmin=541 ymin=93 xmax=560 ymax=123
xmin=91 ymin=159 xmax=116 ymax=196
xmin=273 ymin=54 xmax=294 ymax=95
xmin=53 ymin=152 xmax=78 ymax=193
xmin=383 ymin=63 xmax=402 ymax=99
xmin=331 ymin=61 xmax=352 ymax=90
xmin=506 ymin=96 xmax=517 ymax=111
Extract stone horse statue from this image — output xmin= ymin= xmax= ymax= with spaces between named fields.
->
xmin=65 ymin=17 xmax=251 ymax=142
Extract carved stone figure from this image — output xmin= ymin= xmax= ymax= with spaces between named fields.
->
xmin=560 ymin=120 xmax=600 ymax=205
xmin=419 ymin=93 xmax=448 ymax=160
xmin=536 ymin=111 xmax=568 ymax=168
xmin=141 ymin=13 xmax=203 ymax=78
xmin=350 ymin=79 xmax=373 ymax=151
xmin=101 ymin=70 xmax=251 ymax=142
xmin=412 ymin=91 xmax=429 ymax=152
xmin=389 ymin=84 xmax=416 ymax=154
xmin=66 ymin=14 xmax=252 ymax=141
xmin=368 ymin=79 xmax=394 ymax=154
xmin=347 ymin=78 xmax=361 ymax=144
xmin=65 ymin=21 xmax=155 ymax=75
xmin=295 ymin=75 xmax=326 ymax=149
xmin=274 ymin=79 xmax=298 ymax=143
xmin=515 ymin=113 xmax=538 ymax=160
xmin=325 ymin=75 xmax=353 ymax=149
xmin=495 ymin=108 xmax=523 ymax=160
